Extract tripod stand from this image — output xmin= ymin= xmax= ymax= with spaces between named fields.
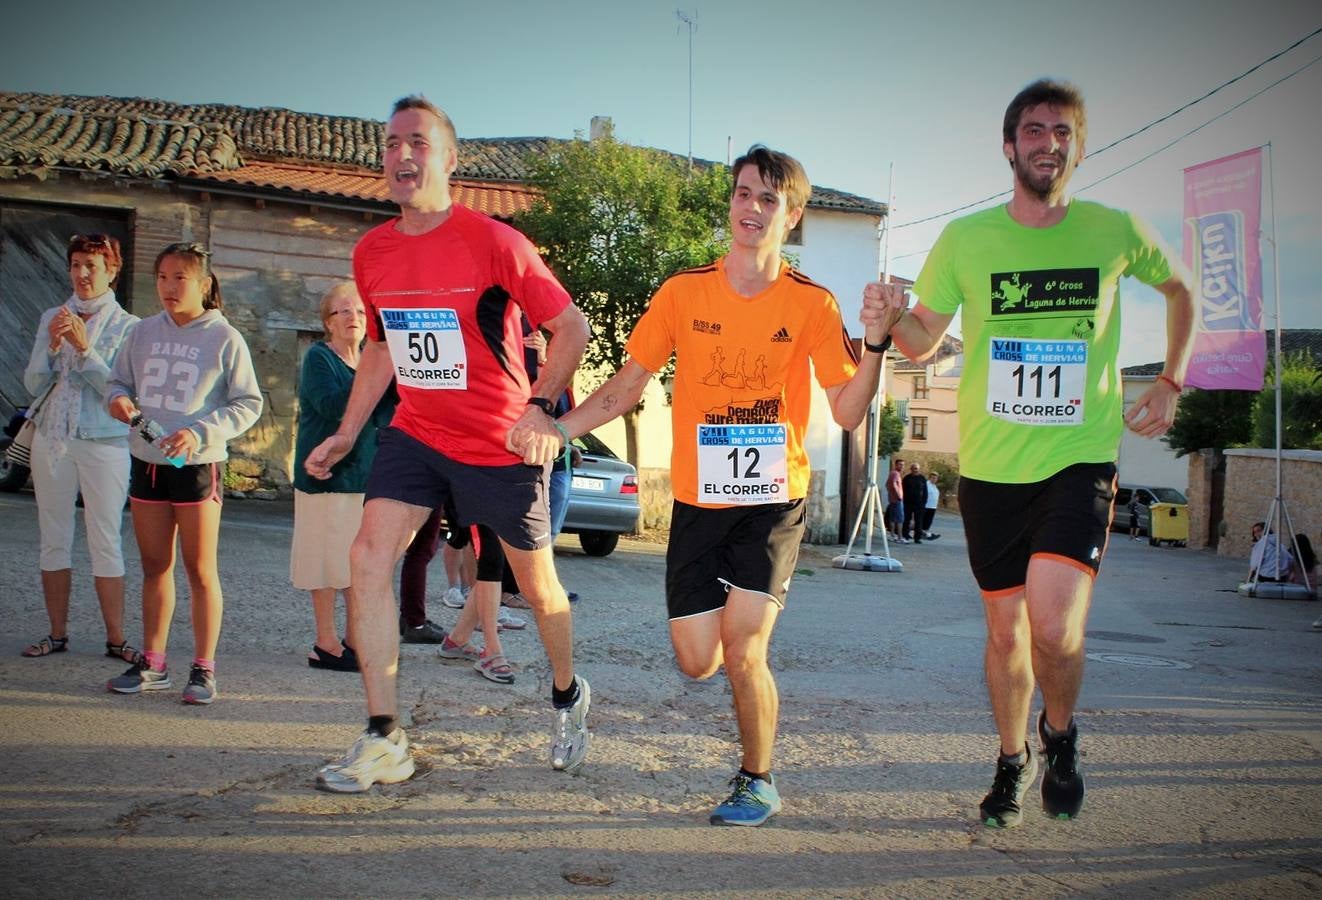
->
xmin=833 ymin=387 xmax=901 ymax=572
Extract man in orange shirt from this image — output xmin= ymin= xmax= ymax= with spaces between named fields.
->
xmin=513 ymin=145 xmax=890 ymax=825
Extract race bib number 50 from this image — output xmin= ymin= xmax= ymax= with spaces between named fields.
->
xmin=381 ymin=308 xmax=467 ymax=390
xmin=987 ymin=338 xmax=1086 ymax=426
xmin=697 ymin=424 xmax=788 ymax=505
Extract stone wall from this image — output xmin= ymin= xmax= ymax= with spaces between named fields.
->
xmin=1217 ymin=449 xmax=1321 ymax=560
xmin=1185 ymin=449 xmax=1217 ymax=550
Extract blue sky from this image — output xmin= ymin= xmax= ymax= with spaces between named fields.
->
xmin=3 ymin=0 xmax=1319 ymax=367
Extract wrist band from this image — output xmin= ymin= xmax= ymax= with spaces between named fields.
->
xmin=1157 ymin=374 xmax=1182 ymax=392
xmin=551 ymin=421 xmax=572 ymax=471
xmin=864 ymin=335 xmax=893 ymax=354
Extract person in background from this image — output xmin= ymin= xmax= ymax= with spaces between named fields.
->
xmin=1289 ymin=534 xmax=1316 ymax=588
xmin=21 ymin=233 xmax=139 ymax=663
xmin=292 ymin=283 xmax=394 ymax=671
xmin=106 ymin=242 xmax=263 ymax=705
xmin=1128 ymin=495 xmax=1142 ymax=541
xmin=1248 ymin=521 xmax=1295 ymax=583
xmin=923 ymin=471 xmax=942 ymax=541
xmin=886 ymin=458 xmax=906 ymax=544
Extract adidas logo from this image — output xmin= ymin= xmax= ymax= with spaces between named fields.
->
xmin=771 ymin=327 xmax=792 ymax=343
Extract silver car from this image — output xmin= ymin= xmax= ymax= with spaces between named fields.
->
xmin=562 ymin=431 xmax=640 ymax=556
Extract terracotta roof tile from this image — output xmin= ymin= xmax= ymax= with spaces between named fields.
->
xmin=0 ymin=91 xmax=884 ymax=215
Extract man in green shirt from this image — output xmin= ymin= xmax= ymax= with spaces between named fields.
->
xmin=864 ymin=79 xmax=1195 ymax=827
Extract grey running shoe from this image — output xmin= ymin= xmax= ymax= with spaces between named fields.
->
xmin=181 ymin=665 xmax=217 ymax=705
xmin=979 ymin=747 xmax=1038 ymax=828
xmin=437 ymin=635 xmax=481 ymax=663
xmin=400 ymin=619 xmax=448 ymax=644
xmin=441 ymin=587 xmax=467 ymax=609
xmin=549 ymin=675 xmax=591 ymax=772
xmin=107 ymin=660 xmax=171 ymax=694
xmin=316 ymin=728 xmax=415 ymax=793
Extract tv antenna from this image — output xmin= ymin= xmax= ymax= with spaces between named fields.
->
xmin=676 ymin=8 xmax=697 ymax=169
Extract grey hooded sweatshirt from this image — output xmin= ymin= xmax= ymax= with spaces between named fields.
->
xmin=107 ymin=309 xmax=263 ymax=465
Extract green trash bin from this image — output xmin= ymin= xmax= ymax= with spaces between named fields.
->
xmin=1148 ymin=501 xmax=1188 ymax=547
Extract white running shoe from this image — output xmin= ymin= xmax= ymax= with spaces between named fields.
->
xmin=441 ymin=587 xmax=467 ymax=609
xmin=549 ymin=676 xmax=591 ymax=772
xmin=316 ymin=728 xmax=415 ymax=793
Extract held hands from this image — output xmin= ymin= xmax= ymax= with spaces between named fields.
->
xmin=860 ymin=281 xmax=908 ymax=341
xmin=1124 ymin=380 xmax=1181 ymax=437
xmin=523 ymin=330 xmax=548 ymax=365
xmin=304 ymin=433 xmax=353 ymax=480
xmin=506 ymin=406 xmax=564 ymax=466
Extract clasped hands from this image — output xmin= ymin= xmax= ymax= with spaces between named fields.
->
xmin=506 ymin=406 xmax=565 ymax=466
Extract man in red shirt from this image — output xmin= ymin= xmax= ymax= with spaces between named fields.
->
xmin=306 ymin=96 xmax=591 ymax=792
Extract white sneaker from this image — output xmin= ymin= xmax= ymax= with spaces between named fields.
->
xmin=475 ymin=609 xmax=528 ymax=633
xmin=441 ymin=587 xmax=467 ymax=609
xmin=550 ymin=676 xmax=591 ymax=772
xmin=316 ymin=728 xmax=415 ymax=793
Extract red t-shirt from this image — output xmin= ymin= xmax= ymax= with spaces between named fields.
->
xmin=355 ymin=204 xmax=571 ymax=465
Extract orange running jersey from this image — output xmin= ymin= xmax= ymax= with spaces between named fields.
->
xmin=625 ymin=257 xmax=859 ymax=507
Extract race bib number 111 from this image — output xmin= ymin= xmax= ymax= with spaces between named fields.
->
xmin=987 ymin=337 xmax=1087 ymax=426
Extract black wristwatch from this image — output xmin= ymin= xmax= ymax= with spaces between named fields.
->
xmin=526 ymin=397 xmax=555 ymax=416
xmin=864 ymin=335 xmax=893 ymax=354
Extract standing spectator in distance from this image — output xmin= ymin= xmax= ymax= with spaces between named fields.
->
xmin=106 ymin=242 xmax=263 ymax=705
xmin=923 ymin=471 xmax=942 ymax=541
xmin=292 ymin=283 xmax=395 ymax=671
xmin=1128 ymin=495 xmax=1142 ymax=541
xmin=21 ymin=233 xmax=139 ymax=662
xmin=886 ymin=458 xmax=906 ymax=543
xmin=902 ymin=462 xmax=928 ymax=544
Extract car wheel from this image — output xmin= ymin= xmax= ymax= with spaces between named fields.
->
xmin=0 ymin=448 xmax=29 ymax=492
xmin=579 ymin=530 xmax=619 ymax=557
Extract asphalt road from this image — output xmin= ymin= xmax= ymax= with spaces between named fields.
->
xmin=1 ymin=489 xmax=1319 ymax=898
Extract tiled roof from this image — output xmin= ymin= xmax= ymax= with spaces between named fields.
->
xmin=197 ymin=162 xmax=534 ymax=217
xmin=0 ymin=92 xmax=884 ymax=215
xmin=893 ymin=332 xmax=963 ymax=371
xmin=1122 ymin=329 xmax=1322 ymax=376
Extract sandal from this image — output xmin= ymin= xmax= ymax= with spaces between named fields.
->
xmin=473 ymin=650 xmax=515 ymax=684
xmin=308 ymin=642 xmax=359 ymax=672
xmin=437 ymin=635 xmax=481 ymax=663
xmin=22 ymin=635 xmax=68 ymax=658
xmin=105 ymin=640 xmax=140 ymax=663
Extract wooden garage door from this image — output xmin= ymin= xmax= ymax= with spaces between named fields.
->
xmin=0 ymin=202 xmax=133 ymax=418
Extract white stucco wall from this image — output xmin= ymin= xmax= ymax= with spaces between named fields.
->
xmin=1118 ymin=377 xmax=1189 ymax=491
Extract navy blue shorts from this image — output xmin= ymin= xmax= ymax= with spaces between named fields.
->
xmin=959 ymin=461 xmax=1117 ymax=595
xmin=365 ymin=427 xmax=551 ymax=551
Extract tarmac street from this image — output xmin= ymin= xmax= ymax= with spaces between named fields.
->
xmin=0 ymin=489 xmax=1320 ymax=898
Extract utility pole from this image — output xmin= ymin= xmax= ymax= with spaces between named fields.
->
xmin=676 ymin=9 xmax=696 ymax=170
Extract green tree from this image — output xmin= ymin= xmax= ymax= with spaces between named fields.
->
xmin=1252 ymin=352 xmax=1322 ymax=450
xmin=877 ymin=399 xmax=906 ymax=459
xmin=1163 ymin=387 xmax=1255 ymax=457
xmin=516 ymin=128 xmax=730 ymax=467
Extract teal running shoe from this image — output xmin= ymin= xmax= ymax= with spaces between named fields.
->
xmin=710 ymin=772 xmax=781 ymax=826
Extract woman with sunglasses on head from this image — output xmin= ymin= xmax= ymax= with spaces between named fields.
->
xmin=21 ymin=234 xmax=139 ymax=662
xmin=105 ymin=243 xmax=262 ymax=705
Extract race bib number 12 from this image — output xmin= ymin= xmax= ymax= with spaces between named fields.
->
xmin=697 ymin=423 xmax=788 ymax=505
xmin=381 ymin=308 xmax=467 ymax=390
xmin=987 ymin=338 xmax=1087 ymax=426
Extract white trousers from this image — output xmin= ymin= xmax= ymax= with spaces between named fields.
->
xmin=31 ymin=429 xmax=130 ymax=576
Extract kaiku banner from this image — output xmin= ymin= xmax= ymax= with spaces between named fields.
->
xmin=1182 ymin=148 xmax=1266 ymax=391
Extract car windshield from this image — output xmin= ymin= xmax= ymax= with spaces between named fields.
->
xmin=1151 ymin=487 xmax=1187 ymax=504
xmin=573 ymin=432 xmax=620 ymax=459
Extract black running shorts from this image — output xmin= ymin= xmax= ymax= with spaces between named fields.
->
xmin=958 ymin=461 xmax=1117 ymax=595
xmin=665 ymin=498 xmax=805 ymax=620
xmin=365 ymin=427 xmax=551 ymax=551
xmin=129 ymin=457 xmax=222 ymax=506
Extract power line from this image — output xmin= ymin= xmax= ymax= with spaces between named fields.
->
xmin=889 ymin=48 xmax=1322 ymax=265
xmin=894 ymin=25 xmax=1322 ymax=230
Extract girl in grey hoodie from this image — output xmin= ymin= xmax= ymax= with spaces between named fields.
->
xmin=106 ymin=242 xmax=263 ymax=705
